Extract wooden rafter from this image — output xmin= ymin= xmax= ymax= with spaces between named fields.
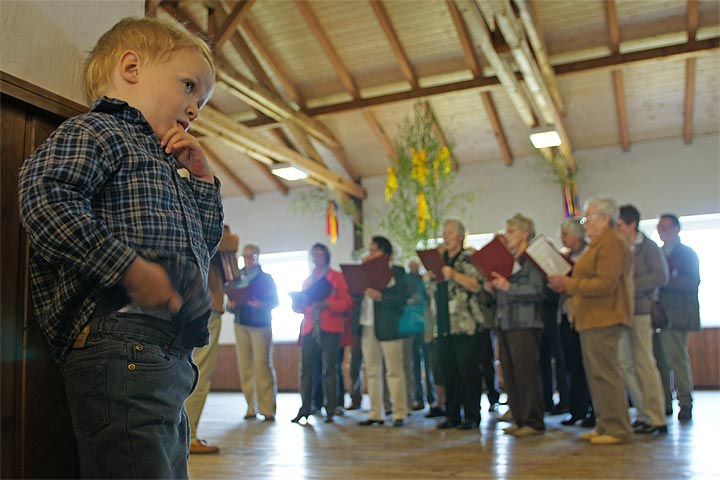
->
xmin=369 ymin=0 xmax=419 ymax=89
xmin=245 ymin=38 xmax=719 ymax=126
xmin=612 ymin=70 xmax=631 ymax=152
xmin=214 ymin=0 xmax=255 ymax=49
xmin=295 ymin=0 xmax=360 ymax=99
xmin=216 ymin=62 xmax=340 ymax=149
xmin=240 ymin=21 xmax=305 ymax=108
xmin=193 ymin=107 xmax=366 ymax=198
xmin=605 ymin=0 xmax=621 ymax=55
xmin=683 ymin=57 xmax=697 ymax=144
xmin=213 ymin=4 xmax=362 ymax=182
xmin=684 ymin=0 xmax=699 ymax=144
xmin=157 ymin=1 xmax=362 ymax=196
xmin=480 ymin=92 xmax=513 ymax=166
xmin=363 ymin=110 xmax=397 ymax=161
xmin=202 ymin=142 xmax=255 ymax=200
xmin=492 ymin=1 xmax=556 ymax=125
xmin=515 ymin=0 xmax=565 ymax=115
xmin=457 ymin=2 xmax=536 ymax=126
xmin=605 ymin=0 xmax=630 ymax=152
xmin=687 ymin=0 xmax=699 ymax=42
xmin=447 ymin=0 xmax=512 ymax=166
xmin=446 ymin=0 xmax=481 ymax=78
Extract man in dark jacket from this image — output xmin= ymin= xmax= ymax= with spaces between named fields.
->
xmin=654 ymin=214 xmax=701 ymax=421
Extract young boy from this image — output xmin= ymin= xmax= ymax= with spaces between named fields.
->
xmin=18 ymin=17 xmax=223 ymax=479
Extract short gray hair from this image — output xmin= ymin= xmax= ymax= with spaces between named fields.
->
xmin=443 ymin=218 xmax=466 ymax=239
xmin=506 ymin=213 xmax=536 ymax=241
xmin=243 ymin=243 xmax=260 ymax=256
xmin=561 ymin=217 xmax=585 ymax=240
xmin=584 ymin=196 xmax=618 ymax=225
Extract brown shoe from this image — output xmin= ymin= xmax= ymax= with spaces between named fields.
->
xmin=190 ymin=439 xmax=220 ymax=454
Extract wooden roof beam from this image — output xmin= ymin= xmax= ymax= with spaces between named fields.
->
xmin=202 ymin=142 xmax=255 ymax=200
xmin=465 ymin=1 xmax=537 ymax=126
xmin=363 ymin=110 xmax=397 ymax=161
xmin=212 ymin=4 xmax=357 ymax=179
xmin=244 ymin=38 xmax=719 ymax=125
xmin=215 ymin=61 xmax=340 ymax=149
xmin=612 ymin=70 xmax=631 ymax=151
xmin=514 ymin=0 xmax=565 ymax=115
xmin=214 ymin=0 xmax=255 ymax=49
xmin=605 ymin=0 xmax=631 ymax=152
xmin=491 ymin=0 xmax=556 ymax=125
xmin=295 ymin=0 xmax=360 ymax=99
xmin=193 ymin=106 xmax=366 ymax=199
xmin=447 ymin=0 xmax=482 ymax=78
xmin=682 ymin=81 xmax=699 ymax=154
xmin=240 ymin=21 xmax=306 ymax=109
xmin=480 ymin=92 xmax=513 ymax=166
xmin=369 ymin=0 xmax=419 ymax=89
xmin=684 ymin=0 xmax=699 ymax=144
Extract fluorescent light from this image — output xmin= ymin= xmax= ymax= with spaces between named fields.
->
xmin=271 ymin=164 xmax=308 ymax=181
xmin=529 ymin=128 xmax=562 ymax=149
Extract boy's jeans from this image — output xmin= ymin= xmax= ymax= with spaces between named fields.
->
xmin=61 ymin=312 xmax=198 ymax=479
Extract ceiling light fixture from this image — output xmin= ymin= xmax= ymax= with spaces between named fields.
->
xmin=529 ymin=127 xmax=562 ymax=149
xmin=270 ymin=163 xmax=308 ymax=181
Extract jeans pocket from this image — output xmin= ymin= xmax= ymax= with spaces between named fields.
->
xmin=63 ymin=362 xmax=110 ymax=438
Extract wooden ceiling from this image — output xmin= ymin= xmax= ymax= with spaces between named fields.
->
xmin=148 ymin=0 xmax=720 ymax=200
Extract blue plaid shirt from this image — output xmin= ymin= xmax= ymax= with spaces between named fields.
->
xmin=18 ymin=97 xmax=224 ymax=364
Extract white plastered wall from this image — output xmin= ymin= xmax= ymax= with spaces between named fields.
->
xmin=1 ymin=0 xmax=143 ymax=105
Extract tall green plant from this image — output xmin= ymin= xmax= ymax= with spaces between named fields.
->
xmin=379 ymin=103 xmax=473 ymax=260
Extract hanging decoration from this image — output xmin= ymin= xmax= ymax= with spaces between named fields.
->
xmin=379 ymin=102 xmax=474 ymax=260
xmin=534 ymin=151 xmax=581 ymax=218
xmin=326 ymin=200 xmax=339 ymax=244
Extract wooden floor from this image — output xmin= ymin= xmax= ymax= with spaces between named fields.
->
xmin=189 ymin=391 xmax=719 ymax=479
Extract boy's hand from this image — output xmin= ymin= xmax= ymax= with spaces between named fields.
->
xmin=161 ymin=125 xmax=214 ymax=184
xmin=120 ymin=257 xmax=183 ymax=313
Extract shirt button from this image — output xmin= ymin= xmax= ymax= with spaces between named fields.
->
xmin=135 ymin=344 xmax=143 ymax=351
xmin=128 ymin=363 xmax=137 ymax=371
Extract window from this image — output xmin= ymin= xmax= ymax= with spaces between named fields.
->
xmin=639 ymin=213 xmax=720 ymax=328
xmin=244 ymin=250 xmax=309 ymax=342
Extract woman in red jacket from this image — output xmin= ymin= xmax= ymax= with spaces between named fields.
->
xmin=291 ymin=243 xmax=352 ymax=424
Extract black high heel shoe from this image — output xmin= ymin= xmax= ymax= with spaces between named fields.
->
xmin=291 ymin=413 xmax=308 ymax=423
xmin=561 ymin=415 xmax=584 ymax=426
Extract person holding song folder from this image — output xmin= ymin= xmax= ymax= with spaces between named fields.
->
xmin=429 ymin=219 xmax=491 ymax=431
xmin=485 ymin=213 xmax=546 ymax=437
xmin=351 ymin=236 xmax=409 ymax=427
xmin=291 ymin=243 xmax=352 ymax=424
xmin=227 ymin=243 xmax=279 ymax=422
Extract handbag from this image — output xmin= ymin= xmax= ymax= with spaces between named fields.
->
xmin=651 ymin=300 xmax=668 ymax=330
xmin=398 ymin=303 xmax=425 ymax=336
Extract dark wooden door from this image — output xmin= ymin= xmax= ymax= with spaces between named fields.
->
xmin=1 ymin=94 xmax=80 ymax=478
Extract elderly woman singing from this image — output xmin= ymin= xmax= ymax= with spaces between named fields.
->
xmin=548 ymin=196 xmax=634 ymax=445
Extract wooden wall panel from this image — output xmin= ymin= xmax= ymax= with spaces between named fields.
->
xmin=210 ymin=343 xmax=302 ymax=392
xmin=211 ymin=328 xmax=720 ymax=393
xmin=689 ymin=327 xmax=720 ymax=389
xmin=0 ymin=94 xmax=80 ymax=478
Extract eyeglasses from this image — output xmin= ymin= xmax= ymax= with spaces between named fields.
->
xmin=580 ymin=214 xmax=602 ymax=225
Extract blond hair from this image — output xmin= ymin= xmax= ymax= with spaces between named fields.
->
xmin=83 ymin=17 xmax=215 ymax=103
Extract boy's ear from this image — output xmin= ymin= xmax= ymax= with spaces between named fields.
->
xmin=118 ymin=50 xmax=142 ymax=85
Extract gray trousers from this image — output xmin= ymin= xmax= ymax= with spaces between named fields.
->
xmin=298 ymin=331 xmax=341 ymax=417
xmin=580 ymin=325 xmax=632 ymax=440
xmin=618 ymin=314 xmax=666 ymax=426
xmin=654 ymin=329 xmax=694 ymax=409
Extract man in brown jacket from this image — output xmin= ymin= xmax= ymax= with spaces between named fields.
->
xmin=187 ymin=225 xmax=240 ymax=454
xmin=548 ymin=196 xmax=634 ymax=445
